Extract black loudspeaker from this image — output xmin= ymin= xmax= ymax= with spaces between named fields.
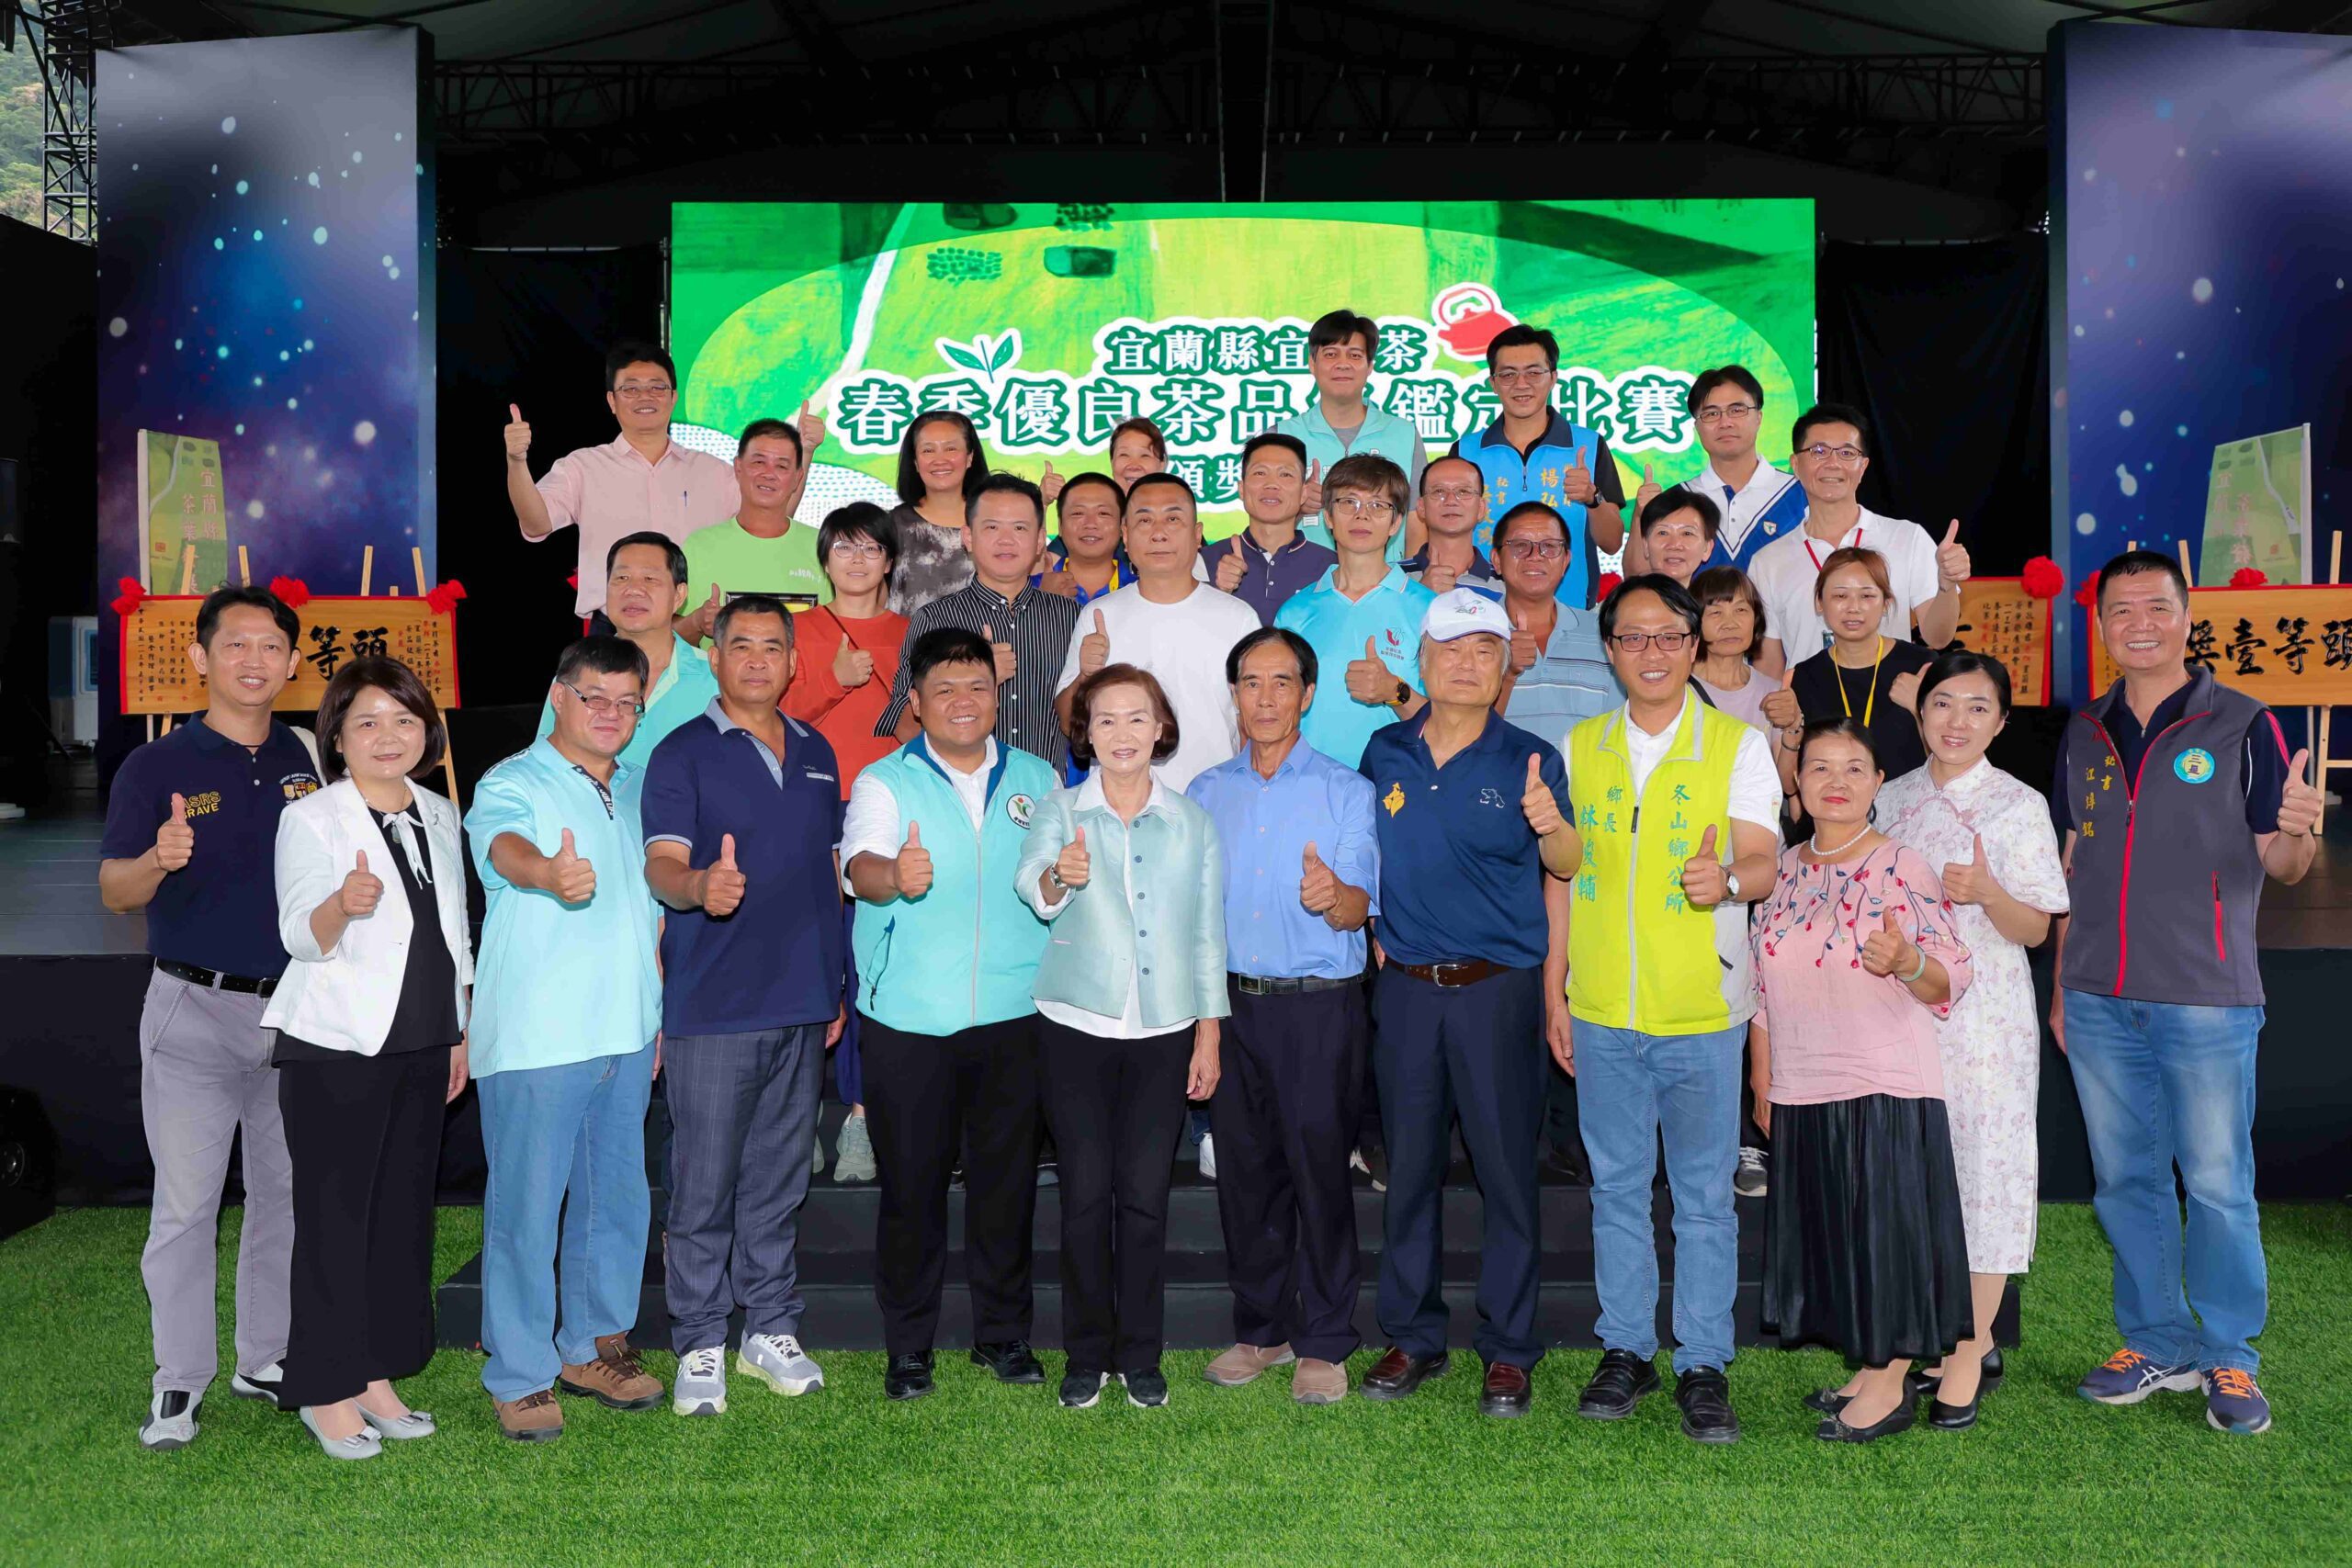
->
xmin=0 ymin=1087 xmax=59 ymax=1240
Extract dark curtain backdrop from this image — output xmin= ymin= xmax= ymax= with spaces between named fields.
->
xmin=0 ymin=223 xmax=98 ymax=807
xmin=434 ymin=245 xmax=666 ymax=714
xmin=1817 ymin=236 xmax=2051 ymax=579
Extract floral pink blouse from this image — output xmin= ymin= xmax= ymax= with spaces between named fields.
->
xmin=1751 ymin=840 xmax=1974 ymax=1106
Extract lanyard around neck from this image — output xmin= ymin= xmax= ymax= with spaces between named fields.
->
xmin=1804 ymin=525 xmax=1859 ymax=573
xmin=1835 ymin=637 xmax=1887 ymax=728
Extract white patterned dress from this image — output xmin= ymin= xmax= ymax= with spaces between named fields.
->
xmin=1878 ymin=759 xmax=2069 ymax=1273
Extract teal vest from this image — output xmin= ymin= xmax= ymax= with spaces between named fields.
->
xmin=853 ymin=739 xmax=1056 ymax=1035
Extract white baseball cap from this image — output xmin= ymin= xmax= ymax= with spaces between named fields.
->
xmin=1420 ymin=587 xmax=1513 ymax=643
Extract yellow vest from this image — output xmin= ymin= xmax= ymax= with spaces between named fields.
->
xmin=1566 ymin=699 xmax=1746 ymax=1034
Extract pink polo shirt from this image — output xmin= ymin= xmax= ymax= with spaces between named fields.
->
xmin=529 ymin=434 xmax=741 ymax=615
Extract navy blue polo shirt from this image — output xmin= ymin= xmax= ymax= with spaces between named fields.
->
xmin=100 ymin=718 xmax=323 ymax=978
xmin=1359 ymin=709 xmax=1567 ymax=970
xmin=641 ymin=700 xmax=847 ymax=1036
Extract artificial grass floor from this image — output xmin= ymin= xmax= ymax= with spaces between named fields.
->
xmin=3 ymin=1202 xmax=2347 ymax=1567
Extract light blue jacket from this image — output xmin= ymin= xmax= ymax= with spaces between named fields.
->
xmin=852 ymin=738 xmax=1055 ymax=1036
xmin=1016 ymin=774 xmax=1229 ymax=1029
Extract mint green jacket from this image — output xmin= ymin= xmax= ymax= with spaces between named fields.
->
xmin=1016 ymin=776 xmax=1230 ymax=1029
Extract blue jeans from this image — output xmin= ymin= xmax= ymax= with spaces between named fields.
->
xmin=2062 ymin=990 xmax=2266 ymax=1373
xmin=1573 ymin=1020 xmax=1743 ymax=1373
xmin=662 ymin=1024 xmax=825 ymax=1354
xmin=477 ymin=1043 xmax=658 ymax=1401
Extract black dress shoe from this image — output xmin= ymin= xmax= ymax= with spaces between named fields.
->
xmin=1927 ymin=1388 xmax=1982 ymax=1429
xmin=971 ymin=1339 xmax=1046 ymax=1384
xmin=1479 ymin=1361 xmax=1532 ymax=1418
xmin=1577 ymin=1348 xmax=1660 ymax=1420
xmin=1913 ymin=1348 xmax=2004 ymax=1402
xmin=883 ymin=1351 xmax=935 ymax=1402
xmin=1674 ymin=1367 xmax=1741 ymax=1443
xmin=1803 ymin=1386 xmax=1851 ymax=1416
xmin=1359 ymin=1347 xmax=1448 ymax=1401
xmin=1816 ymin=1396 xmax=1918 ymax=1443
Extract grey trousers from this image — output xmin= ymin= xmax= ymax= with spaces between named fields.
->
xmin=662 ymin=1023 xmax=824 ymax=1355
xmin=138 ymin=968 xmax=295 ymax=1393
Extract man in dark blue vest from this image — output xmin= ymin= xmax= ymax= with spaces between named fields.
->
xmin=2051 ymin=549 xmax=2321 ymax=1437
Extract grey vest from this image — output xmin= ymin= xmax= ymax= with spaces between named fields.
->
xmin=2058 ymin=664 xmax=2275 ymax=1007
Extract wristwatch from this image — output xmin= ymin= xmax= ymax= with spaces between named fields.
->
xmin=1724 ymin=869 xmax=1743 ymax=902
xmin=1046 ymin=865 xmax=1069 ymax=892
xmin=1391 ymin=678 xmax=1411 ymax=707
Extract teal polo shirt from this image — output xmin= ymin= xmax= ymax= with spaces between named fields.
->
xmin=464 ymin=738 xmax=663 ymax=1076
xmin=1274 ymin=565 xmax=1436 ymax=769
xmin=536 ymin=633 xmax=719 ymax=773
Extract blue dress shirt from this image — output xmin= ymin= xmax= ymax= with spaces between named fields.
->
xmin=1186 ymin=739 xmax=1381 ymax=980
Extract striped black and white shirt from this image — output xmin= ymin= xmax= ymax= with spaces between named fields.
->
xmin=874 ymin=581 xmax=1081 ymax=771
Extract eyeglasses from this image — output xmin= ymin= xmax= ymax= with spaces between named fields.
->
xmin=1423 ymin=485 xmax=1482 ymax=503
xmin=1491 ymin=367 xmax=1555 ymax=386
xmin=1609 ymin=631 xmax=1696 ymax=652
xmin=560 ymin=681 xmax=646 ymax=717
xmin=827 ymin=540 xmax=888 ymax=561
xmin=1500 ymin=539 xmax=1566 ymax=560
xmin=1797 ymin=442 xmax=1865 ymax=465
xmin=1331 ymin=496 xmax=1396 ymax=517
xmin=1696 ymin=401 xmax=1758 ymax=424
xmin=612 ymin=381 xmax=674 ymax=398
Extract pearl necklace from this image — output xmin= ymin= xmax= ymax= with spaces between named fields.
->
xmin=1807 ymin=821 xmax=1871 ymax=856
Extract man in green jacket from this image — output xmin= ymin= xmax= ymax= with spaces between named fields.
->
xmin=842 ymin=626 xmax=1057 ymax=1403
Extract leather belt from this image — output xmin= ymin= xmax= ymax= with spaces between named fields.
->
xmin=1230 ymin=973 xmax=1355 ymax=996
xmin=157 ymin=959 xmax=278 ymax=998
xmin=1394 ymin=959 xmax=1509 ymax=988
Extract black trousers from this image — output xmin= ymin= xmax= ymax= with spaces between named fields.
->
xmin=1037 ymin=1018 xmax=1191 ymax=1376
xmin=1209 ymin=982 xmax=1365 ymax=1364
xmin=276 ymin=1046 xmax=447 ymax=1408
xmin=861 ymin=1015 xmax=1041 ymax=1356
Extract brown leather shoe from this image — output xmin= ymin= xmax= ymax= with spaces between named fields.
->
xmin=1480 ymin=1360 xmax=1533 ymax=1418
xmin=558 ymin=1333 xmax=665 ymax=1411
xmin=493 ymin=1388 xmax=563 ymax=1442
xmin=1203 ymin=1342 xmax=1295 ymax=1387
xmin=1359 ymin=1346 xmax=1449 ymax=1402
xmin=1292 ymin=1358 xmax=1349 ymax=1404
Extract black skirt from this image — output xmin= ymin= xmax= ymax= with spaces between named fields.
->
xmin=1762 ymin=1092 xmax=1974 ymax=1367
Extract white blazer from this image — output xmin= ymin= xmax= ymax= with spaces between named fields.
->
xmin=261 ymin=777 xmax=474 ymax=1055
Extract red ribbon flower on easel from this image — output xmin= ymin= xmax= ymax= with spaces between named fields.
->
xmin=2074 ymin=571 xmax=2100 ymax=610
xmin=425 ymin=580 xmax=469 ymax=615
xmin=268 ymin=575 xmax=312 ymax=608
xmin=110 ymin=577 xmax=146 ymax=617
xmin=2229 ymin=567 xmax=2267 ymax=588
xmin=2021 ymin=556 xmax=2064 ymax=599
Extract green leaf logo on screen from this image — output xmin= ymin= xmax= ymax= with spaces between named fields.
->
xmin=934 ymin=330 xmax=1024 ymax=385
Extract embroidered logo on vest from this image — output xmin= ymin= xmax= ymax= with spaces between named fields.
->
xmin=2174 ymin=748 xmax=2216 ymax=784
xmin=1006 ymin=792 xmax=1035 ymax=827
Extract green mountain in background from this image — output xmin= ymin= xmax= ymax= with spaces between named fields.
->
xmin=2 ymin=42 xmax=48 ymax=229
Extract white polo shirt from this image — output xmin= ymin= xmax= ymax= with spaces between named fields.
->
xmin=1747 ymin=506 xmax=1941 ymax=660
xmin=1673 ymin=457 xmax=1804 ymax=567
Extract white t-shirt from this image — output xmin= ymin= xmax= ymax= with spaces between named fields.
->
xmin=837 ymin=739 xmax=996 ymax=892
xmin=1561 ymin=695 xmax=1780 ymax=1024
xmin=1055 ymin=581 xmax=1263 ymax=790
xmin=1747 ymin=506 xmax=1942 ymax=660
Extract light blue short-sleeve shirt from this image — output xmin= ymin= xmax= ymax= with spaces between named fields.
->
xmin=465 ymin=738 xmax=662 ymax=1076
xmin=1274 ymin=566 xmax=1437 ymax=769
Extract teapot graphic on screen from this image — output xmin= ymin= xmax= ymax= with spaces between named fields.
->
xmin=1432 ymin=284 xmax=1519 ymax=360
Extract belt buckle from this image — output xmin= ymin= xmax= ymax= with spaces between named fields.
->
xmin=1433 ymin=963 xmax=1472 ymax=988
xmin=1238 ymin=975 xmax=1266 ymax=996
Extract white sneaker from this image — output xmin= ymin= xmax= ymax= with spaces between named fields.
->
xmin=140 ymin=1388 xmax=201 ymax=1450
xmin=1198 ymin=1131 xmax=1217 ymax=1182
xmin=738 ymin=1332 xmax=824 ymax=1396
xmin=833 ymin=1111 xmax=877 ymax=1183
xmin=230 ymin=1361 xmax=284 ymax=1408
xmin=673 ymin=1345 xmax=728 ymax=1416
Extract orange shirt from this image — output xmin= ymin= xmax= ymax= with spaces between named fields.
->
xmin=782 ymin=606 xmax=908 ymax=799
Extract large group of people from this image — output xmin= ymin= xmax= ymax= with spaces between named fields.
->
xmin=101 ymin=321 xmax=2320 ymax=1461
